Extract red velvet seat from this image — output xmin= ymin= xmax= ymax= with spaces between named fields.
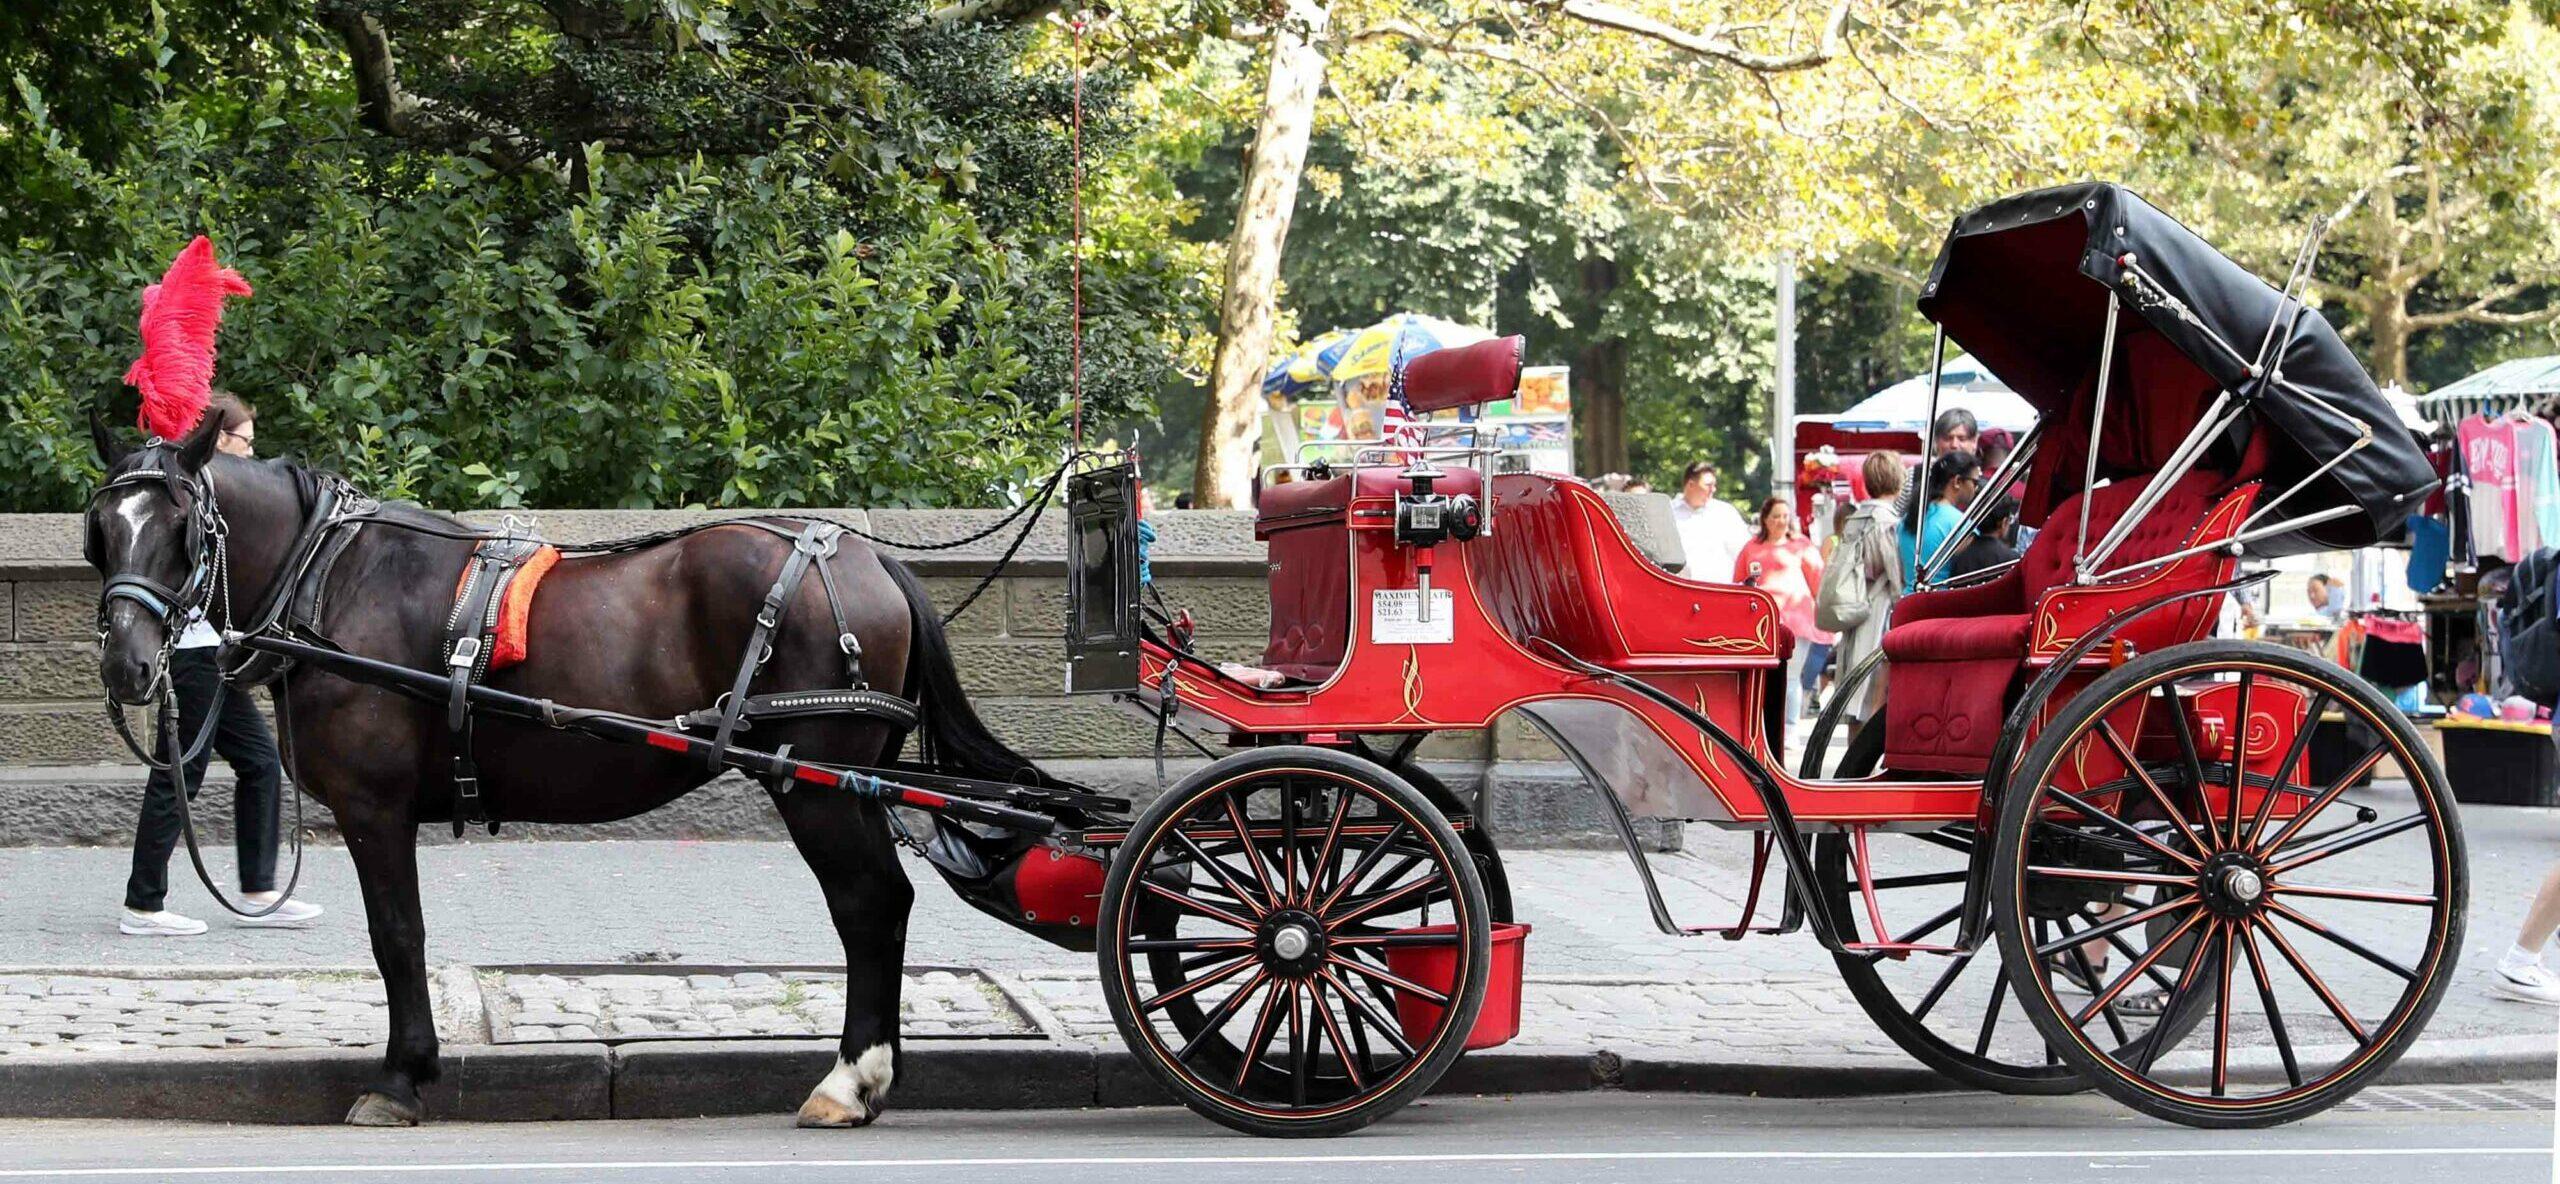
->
xmin=1257 ymin=467 xmax=1484 ymax=683
xmin=1875 ymin=328 xmax=2263 ymax=774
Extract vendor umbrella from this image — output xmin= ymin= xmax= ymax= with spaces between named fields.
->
xmin=1263 ymin=313 xmax=1493 ymax=397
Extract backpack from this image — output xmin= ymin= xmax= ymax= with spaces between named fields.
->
xmin=1815 ymin=510 xmax=1882 ymax=634
xmin=2502 ymin=548 xmax=2560 ymax=705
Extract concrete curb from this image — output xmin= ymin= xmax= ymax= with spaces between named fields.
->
xmin=0 ymin=1030 xmax=2540 ymax=1124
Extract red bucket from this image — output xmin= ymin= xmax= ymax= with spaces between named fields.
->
xmin=1384 ymin=922 xmax=1530 ymax=1050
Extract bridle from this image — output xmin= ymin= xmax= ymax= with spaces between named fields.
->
xmin=87 ymin=456 xmax=230 ymax=737
xmin=85 ymin=446 xmax=319 ymax=921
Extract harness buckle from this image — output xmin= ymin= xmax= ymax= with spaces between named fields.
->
xmin=448 ymin=635 xmax=483 ymax=668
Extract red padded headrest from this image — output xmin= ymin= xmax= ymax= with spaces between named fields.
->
xmin=1400 ymin=335 xmax=1524 ymax=414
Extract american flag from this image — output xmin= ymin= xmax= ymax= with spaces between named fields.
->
xmin=1379 ymin=390 xmax=1422 ymax=454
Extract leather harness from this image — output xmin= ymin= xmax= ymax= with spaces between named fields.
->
xmin=440 ymin=535 xmax=544 ymax=836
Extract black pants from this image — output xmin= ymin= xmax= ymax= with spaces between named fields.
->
xmin=124 ymin=648 xmax=285 ymax=912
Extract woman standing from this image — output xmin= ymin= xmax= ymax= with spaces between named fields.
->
xmin=120 ymin=393 xmax=324 ymax=936
xmin=1735 ymin=498 xmax=1831 ymax=723
xmin=1814 ymin=451 xmax=1908 ymax=723
xmin=1899 ymin=449 xmax=1982 ymax=589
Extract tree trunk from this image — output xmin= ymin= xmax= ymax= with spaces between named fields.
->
xmin=1574 ymin=252 xmax=1627 ymax=476
xmin=1193 ymin=0 xmax=1331 ymax=509
xmin=2368 ymin=295 xmax=2411 ymax=389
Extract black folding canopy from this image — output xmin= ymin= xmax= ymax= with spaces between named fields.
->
xmin=1915 ymin=182 xmax=2438 ymax=555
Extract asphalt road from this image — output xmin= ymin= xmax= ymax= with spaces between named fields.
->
xmin=0 ymin=1088 xmax=2549 ymax=1184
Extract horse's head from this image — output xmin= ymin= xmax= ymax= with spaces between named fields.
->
xmin=85 ymin=414 xmax=224 ymax=705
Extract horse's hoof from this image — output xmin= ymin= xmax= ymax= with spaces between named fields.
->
xmin=346 ymin=1091 xmax=422 ymax=1127
xmin=795 ymin=1090 xmax=874 ymax=1129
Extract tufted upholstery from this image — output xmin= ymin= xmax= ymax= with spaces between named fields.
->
xmin=1256 ymin=467 xmax=1484 ymax=684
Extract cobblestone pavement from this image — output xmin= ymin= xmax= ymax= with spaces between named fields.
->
xmin=488 ymin=967 xmax=1034 ymax=1043
xmin=0 ymin=794 xmax=2550 ymax=1063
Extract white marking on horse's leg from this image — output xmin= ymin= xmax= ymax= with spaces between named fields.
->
xmin=799 ymin=1042 xmax=895 ymax=1128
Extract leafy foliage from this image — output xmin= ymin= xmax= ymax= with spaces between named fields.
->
xmin=0 ymin=2 xmax=1193 ymax=511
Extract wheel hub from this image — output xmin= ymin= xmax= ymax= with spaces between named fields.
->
xmin=1259 ymin=909 xmax=1328 ymax=977
xmin=2198 ymin=851 xmax=2269 ymax=918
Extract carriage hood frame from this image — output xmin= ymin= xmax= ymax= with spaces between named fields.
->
xmin=1915 ymin=182 xmax=2438 ymax=557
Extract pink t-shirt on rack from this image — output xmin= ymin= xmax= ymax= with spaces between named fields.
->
xmin=2460 ymin=414 xmax=2522 ymax=560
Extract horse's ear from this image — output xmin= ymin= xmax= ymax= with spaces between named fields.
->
xmin=173 ymin=411 xmax=221 ymax=472
xmin=89 ymin=404 xmax=135 ymax=469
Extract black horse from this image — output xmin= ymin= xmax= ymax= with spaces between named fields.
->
xmin=86 ymin=414 xmax=1041 ymax=1127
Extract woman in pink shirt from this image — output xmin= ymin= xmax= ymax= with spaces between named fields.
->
xmin=1735 ymin=498 xmax=1835 ymax=722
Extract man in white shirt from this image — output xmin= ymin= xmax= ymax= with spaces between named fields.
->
xmin=1669 ymin=460 xmax=1749 ymax=582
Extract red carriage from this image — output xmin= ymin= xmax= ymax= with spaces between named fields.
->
xmin=1054 ymin=183 xmax=2464 ymax=1134
xmin=169 ymin=183 xmax=2458 ymax=1138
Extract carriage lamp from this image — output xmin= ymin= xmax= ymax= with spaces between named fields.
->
xmin=1393 ymin=467 xmax=1482 ymax=624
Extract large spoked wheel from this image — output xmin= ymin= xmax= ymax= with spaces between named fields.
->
xmin=1099 ymin=746 xmax=1491 ymax=1137
xmin=1813 ymin=720 xmax=2092 ymax=1095
xmin=1992 ymin=640 xmax=2466 ymax=1127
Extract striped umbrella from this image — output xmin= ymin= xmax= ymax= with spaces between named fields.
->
xmin=1262 ymin=313 xmax=1494 ymax=398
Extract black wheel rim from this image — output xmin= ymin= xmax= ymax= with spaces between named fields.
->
xmin=2007 ymin=655 xmax=2461 ymax=1110
xmin=1111 ymin=765 xmax=1483 ymax=1120
xmin=1822 ymin=825 xmax=2100 ymax=1089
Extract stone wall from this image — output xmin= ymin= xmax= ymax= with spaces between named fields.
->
xmin=0 ymin=499 xmax=1683 ymax=850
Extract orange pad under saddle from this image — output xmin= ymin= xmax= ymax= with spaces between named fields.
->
xmin=450 ymin=545 xmax=561 ymax=671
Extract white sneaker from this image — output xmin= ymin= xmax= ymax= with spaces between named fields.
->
xmin=2491 ymin=962 xmax=2560 ymax=1005
xmin=233 ymin=894 xmax=324 ymax=929
xmin=120 ymin=909 xmax=207 ymax=937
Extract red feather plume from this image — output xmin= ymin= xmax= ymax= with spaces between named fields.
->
xmin=124 ymin=236 xmax=254 ymax=440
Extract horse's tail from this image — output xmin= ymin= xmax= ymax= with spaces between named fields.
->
xmin=882 ymin=557 xmax=1054 ymax=787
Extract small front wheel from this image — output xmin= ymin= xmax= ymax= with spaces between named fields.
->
xmin=1098 ymin=746 xmax=1491 ymax=1137
xmin=1991 ymin=640 xmax=2465 ymax=1127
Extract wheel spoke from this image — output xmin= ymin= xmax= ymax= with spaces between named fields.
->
xmin=2075 ymin=908 xmax=2206 ymax=1027
xmin=1127 ymin=937 xmax=1254 ymax=953
xmin=2160 ymin=701 xmax=2217 ymax=852
xmin=2212 ymin=920 xmax=2236 ymax=1097
xmin=1141 ymin=880 xmax=1259 ymax=932
xmin=2058 ymin=923 xmax=2131 ymax=1045
xmin=1868 ymin=870 xmax=1970 ymax=891
xmin=1175 ymin=968 xmax=1270 ymax=1065
xmin=1140 ymin=953 xmax=1255 ymax=1013
xmin=2027 ymin=865 xmax=2197 ymax=889
xmin=1281 ymin=785 xmax=1302 ymax=908
xmin=1309 ymin=787 xmax=1357 ymax=903
xmin=2097 ymin=928 xmax=2185 ymax=995
xmin=2093 ymin=724 xmax=2211 ymax=862
xmin=1328 ymin=872 xmax=1446 ymax=928
xmin=2253 ymin=742 xmax=2388 ymax=856
xmin=1974 ymin=964 xmax=2009 ymax=1057
xmin=1285 ymin=980 xmax=1309 ymax=1105
xmin=2267 ymin=812 xmax=2429 ymax=876
xmin=1310 ymin=978 xmax=1366 ymax=1090
xmin=1223 ymin=792 xmax=1282 ymax=906
xmin=2238 ymin=922 xmax=2304 ymax=1088
xmin=2045 ymin=784 xmax=2205 ymax=871
xmin=1333 ymin=930 xmax=1465 ymax=948
xmin=1322 ymin=966 xmax=1415 ymax=1058
xmin=2034 ymin=893 xmax=2196 ymax=958
xmin=2133 ymin=917 xmax=2222 ymax=1075
xmin=1319 ymin=823 xmax=1411 ymax=914
xmin=2266 ymin=900 xmax=2422 ymax=981
xmin=1326 ymin=953 xmax=1449 ymax=1007
xmin=1233 ymin=976 xmax=1290 ymax=1090
xmin=2248 ymin=689 xmax=2331 ymax=849
xmin=1909 ymin=952 xmax=1974 ymax=1023
xmin=2221 ymin=672 xmax=2254 ymax=850
xmin=2252 ymin=914 xmax=2368 ymax=1043
xmin=2271 ymin=883 xmax=2437 ymax=908
xmin=1169 ymin=829 xmax=1270 ymax=918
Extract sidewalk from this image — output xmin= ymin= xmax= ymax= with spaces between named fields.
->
xmin=0 ymin=795 xmax=2551 ymax=1120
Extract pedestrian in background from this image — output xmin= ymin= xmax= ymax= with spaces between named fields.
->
xmin=120 ymin=393 xmax=323 ymax=937
xmin=1735 ymin=497 xmax=1831 ymax=722
xmin=1671 ymin=460 xmax=1749 ymax=584
xmin=1901 ymin=449 xmax=1981 ymax=588
xmin=1815 ymin=450 xmax=1906 ymax=721
xmin=2490 ymin=861 xmax=2560 ymax=1003
xmin=1949 ymin=495 xmax=2022 ymax=577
